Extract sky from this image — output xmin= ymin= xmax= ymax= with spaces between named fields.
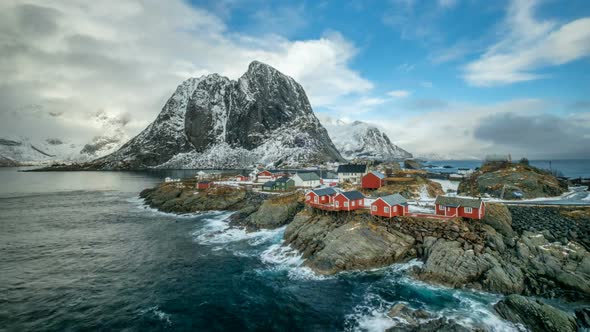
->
xmin=1 ymin=0 xmax=589 ymax=159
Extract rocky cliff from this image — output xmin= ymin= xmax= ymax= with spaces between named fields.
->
xmin=320 ymin=117 xmax=412 ymax=161
xmin=89 ymin=61 xmax=344 ymax=170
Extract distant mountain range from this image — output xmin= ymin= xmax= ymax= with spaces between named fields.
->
xmin=320 ymin=117 xmax=412 ymax=161
xmin=3 ymin=61 xmax=415 ymax=168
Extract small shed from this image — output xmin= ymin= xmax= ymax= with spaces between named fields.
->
xmin=235 ymin=175 xmax=250 ymax=182
xmin=435 ymin=196 xmax=485 ymax=219
xmin=334 ymin=190 xmax=365 ymax=211
xmin=274 ymin=177 xmax=295 ymax=191
xmin=256 ymin=170 xmax=274 ymax=183
xmin=371 ymin=194 xmax=408 ymax=217
xmin=362 ymin=171 xmax=386 ymax=189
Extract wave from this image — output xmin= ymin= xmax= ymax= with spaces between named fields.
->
xmin=138 ymin=306 xmax=172 ymax=327
xmin=126 ymin=195 xmax=210 ymax=218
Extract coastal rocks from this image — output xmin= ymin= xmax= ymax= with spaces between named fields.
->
xmin=515 ymin=232 xmax=590 ymax=298
xmin=244 ymin=193 xmax=302 ymax=230
xmin=482 ymin=203 xmax=515 ymax=238
xmin=576 ymin=308 xmax=590 ymax=328
xmin=494 ymin=295 xmax=577 ymax=332
xmin=375 ymin=177 xmax=444 ymax=199
xmin=509 ymin=206 xmax=590 ymax=251
xmin=417 ymin=237 xmax=500 ymax=288
xmin=385 ymin=303 xmax=470 ymax=332
xmin=403 ymin=159 xmax=423 ymax=170
xmin=285 ymin=212 xmax=415 ymax=274
xmin=458 ymin=162 xmax=565 ymax=199
xmin=140 ymin=182 xmax=257 ymax=213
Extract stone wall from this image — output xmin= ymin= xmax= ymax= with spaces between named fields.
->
xmin=508 ymin=206 xmax=590 ymax=250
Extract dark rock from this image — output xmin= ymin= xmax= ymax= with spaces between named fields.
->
xmin=494 ymin=295 xmax=577 ymax=332
xmin=575 ymin=308 xmax=590 ymax=328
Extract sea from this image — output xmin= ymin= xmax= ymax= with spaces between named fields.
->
xmin=421 ymin=159 xmax=590 ymax=178
xmin=1 ymin=164 xmax=585 ymax=331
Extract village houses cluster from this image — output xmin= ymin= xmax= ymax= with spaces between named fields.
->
xmin=167 ymin=162 xmax=485 ymax=221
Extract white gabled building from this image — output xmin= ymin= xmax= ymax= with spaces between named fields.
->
xmin=292 ymin=172 xmax=321 ymax=188
xmin=336 ymin=164 xmax=368 ymax=183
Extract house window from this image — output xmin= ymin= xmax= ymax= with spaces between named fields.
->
xmin=352 ymin=201 xmax=355 ymax=206
xmin=314 ymin=197 xmax=318 ymax=203
xmin=344 ymin=202 xmax=349 ymax=207
xmin=393 ymin=206 xmax=397 ymax=212
xmin=465 ymin=207 xmax=472 ymax=213
xmin=306 ymin=196 xmax=310 ymax=201
xmin=384 ymin=207 xmax=390 ymax=213
xmin=372 ymin=205 xmax=377 ymax=211
xmin=335 ymin=201 xmax=339 ymax=207
xmin=439 ymin=205 xmax=445 ymax=211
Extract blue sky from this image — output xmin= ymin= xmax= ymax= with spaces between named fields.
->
xmin=1 ymin=0 xmax=589 ymax=159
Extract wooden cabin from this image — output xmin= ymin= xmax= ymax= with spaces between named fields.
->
xmin=293 ymin=172 xmax=321 ymax=188
xmin=274 ymin=177 xmax=295 ymax=191
xmin=362 ymin=171 xmax=386 ymax=189
xmin=305 ymin=187 xmax=339 ymax=206
xmin=262 ymin=181 xmax=276 ymax=191
xmin=337 ymin=164 xmax=368 ymax=183
xmin=196 ymin=181 xmax=213 ymax=190
xmin=333 ymin=190 xmax=365 ymax=211
xmin=371 ymin=194 xmax=408 ymax=217
xmin=235 ymin=175 xmax=250 ymax=182
xmin=435 ymin=196 xmax=485 ymax=219
xmin=256 ymin=170 xmax=276 ymax=183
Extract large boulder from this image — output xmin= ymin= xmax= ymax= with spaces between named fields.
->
xmin=482 ymin=203 xmax=515 ymax=237
xmin=246 ymin=194 xmax=302 ymax=230
xmin=285 ymin=212 xmax=416 ymax=274
xmin=494 ymin=295 xmax=577 ymax=332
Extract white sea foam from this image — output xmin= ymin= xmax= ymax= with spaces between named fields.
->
xmin=257 ymin=243 xmax=331 ymax=281
xmin=139 ymin=306 xmax=172 ymax=327
xmin=126 ymin=195 xmax=205 ymax=218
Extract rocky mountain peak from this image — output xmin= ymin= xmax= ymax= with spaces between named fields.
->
xmin=88 ymin=61 xmax=344 ymax=169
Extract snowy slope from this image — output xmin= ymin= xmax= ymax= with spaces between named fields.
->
xmin=319 ymin=117 xmax=412 ymax=161
xmin=89 ymin=61 xmax=344 ymax=169
xmin=0 ymin=111 xmax=127 ymax=166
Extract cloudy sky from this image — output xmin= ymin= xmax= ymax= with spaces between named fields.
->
xmin=1 ymin=0 xmax=589 ymax=159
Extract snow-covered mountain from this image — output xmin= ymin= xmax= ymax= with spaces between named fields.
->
xmin=0 ymin=112 xmax=127 ymax=166
xmin=88 ymin=61 xmax=344 ymax=169
xmin=319 ymin=117 xmax=412 ymax=161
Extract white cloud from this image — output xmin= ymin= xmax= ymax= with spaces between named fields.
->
xmin=0 ymin=0 xmax=372 ymax=143
xmin=387 ymin=90 xmax=411 ymax=98
xmin=463 ymin=0 xmax=590 ymax=86
xmin=365 ymin=99 xmax=557 ymax=159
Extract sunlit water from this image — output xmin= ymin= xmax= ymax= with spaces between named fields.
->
xmin=0 ymin=168 xmax=520 ymax=331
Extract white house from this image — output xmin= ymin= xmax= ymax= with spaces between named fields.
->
xmin=336 ymin=164 xmax=368 ymax=183
xmin=292 ymin=172 xmax=321 ymax=188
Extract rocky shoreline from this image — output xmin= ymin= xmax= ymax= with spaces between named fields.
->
xmin=140 ymin=182 xmax=590 ymax=330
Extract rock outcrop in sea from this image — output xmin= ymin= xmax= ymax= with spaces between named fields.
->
xmin=87 ymin=61 xmax=344 ymax=170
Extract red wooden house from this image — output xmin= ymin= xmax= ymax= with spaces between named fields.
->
xmin=371 ymin=194 xmax=409 ymax=217
xmin=256 ymin=170 xmax=274 ymax=183
xmin=305 ymin=187 xmax=338 ymax=207
xmin=435 ymin=196 xmax=485 ymax=219
xmin=235 ymin=175 xmax=250 ymax=182
xmin=197 ymin=181 xmax=213 ymax=190
xmin=362 ymin=171 xmax=386 ymax=189
xmin=333 ymin=190 xmax=365 ymax=211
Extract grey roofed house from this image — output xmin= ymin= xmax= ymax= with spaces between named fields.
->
xmin=312 ymin=187 xmax=338 ymax=196
xmin=275 ymin=177 xmax=291 ymax=183
xmin=262 ymin=181 xmax=276 ymax=188
xmin=369 ymin=171 xmax=386 ymax=179
xmin=435 ymin=196 xmax=482 ymax=208
xmin=379 ymin=193 xmax=407 ymax=206
xmin=340 ymin=190 xmax=365 ymax=200
xmin=296 ymin=172 xmax=321 ymax=181
xmin=337 ymin=164 xmax=367 ymax=174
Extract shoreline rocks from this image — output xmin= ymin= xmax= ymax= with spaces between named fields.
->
xmin=494 ymin=295 xmax=577 ymax=332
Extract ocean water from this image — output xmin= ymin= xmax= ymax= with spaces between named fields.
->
xmin=0 ymin=168 xmax=521 ymax=331
xmin=423 ymin=159 xmax=590 ymax=178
